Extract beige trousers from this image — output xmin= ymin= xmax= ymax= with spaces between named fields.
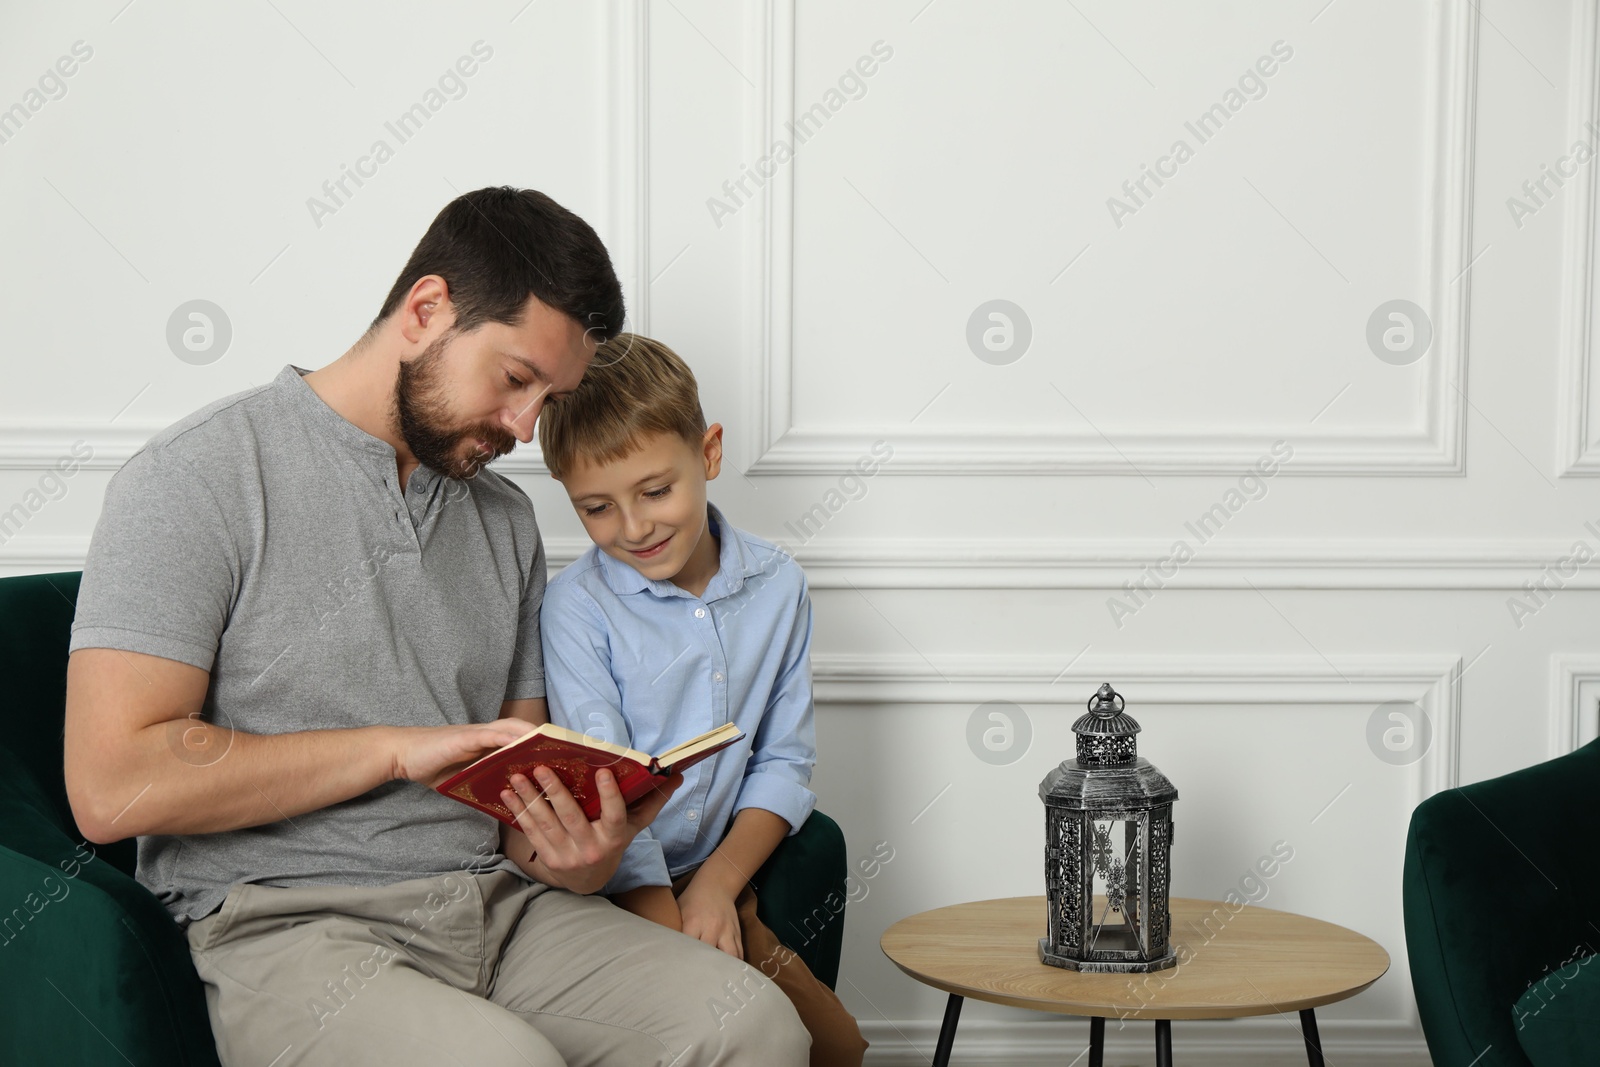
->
xmin=184 ymin=867 xmax=809 ymax=1067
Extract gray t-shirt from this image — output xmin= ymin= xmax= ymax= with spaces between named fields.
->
xmin=70 ymin=364 xmax=544 ymax=925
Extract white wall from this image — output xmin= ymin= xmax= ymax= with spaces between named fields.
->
xmin=4 ymin=1 xmax=1597 ymax=1064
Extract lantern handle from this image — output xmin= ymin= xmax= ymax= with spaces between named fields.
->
xmin=1087 ymin=683 xmax=1125 ymax=715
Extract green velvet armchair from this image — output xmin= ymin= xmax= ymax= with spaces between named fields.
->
xmin=1403 ymin=739 xmax=1600 ymax=1067
xmin=0 ymin=570 xmax=848 ymax=1065
xmin=0 ymin=570 xmax=220 ymax=1066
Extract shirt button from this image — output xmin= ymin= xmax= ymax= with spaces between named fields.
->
xmin=713 ymin=671 xmax=724 ymax=683
xmin=694 ymin=607 xmax=706 ymax=618
xmin=685 ymin=810 xmax=699 ymax=822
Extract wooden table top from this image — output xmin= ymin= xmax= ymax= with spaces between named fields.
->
xmin=880 ymin=896 xmax=1389 ymax=1021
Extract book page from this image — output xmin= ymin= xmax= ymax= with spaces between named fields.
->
xmin=655 ymin=722 xmax=743 ymax=767
xmin=463 ymin=722 xmax=653 ymax=770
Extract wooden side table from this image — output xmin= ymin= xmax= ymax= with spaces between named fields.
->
xmin=881 ymin=896 xmax=1389 ymax=1067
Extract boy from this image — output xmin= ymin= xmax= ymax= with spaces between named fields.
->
xmin=536 ymin=334 xmax=867 ymax=1066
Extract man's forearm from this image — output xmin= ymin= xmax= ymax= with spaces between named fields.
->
xmin=67 ymin=648 xmax=538 ymax=844
xmin=77 ymin=720 xmax=397 ymax=843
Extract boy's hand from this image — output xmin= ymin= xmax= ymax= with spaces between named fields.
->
xmin=501 ymin=767 xmax=682 ymax=894
xmin=678 ymin=874 xmax=743 ymax=958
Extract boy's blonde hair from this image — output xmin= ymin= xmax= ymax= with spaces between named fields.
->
xmin=538 ymin=332 xmax=708 ymax=479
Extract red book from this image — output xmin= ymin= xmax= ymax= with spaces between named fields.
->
xmin=435 ymin=721 xmax=744 ymax=828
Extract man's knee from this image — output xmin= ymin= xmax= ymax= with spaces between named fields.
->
xmin=737 ymin=992 xmax=809 ymax=1063
xmin=694 ymin=962 xmax=809 ymax=1065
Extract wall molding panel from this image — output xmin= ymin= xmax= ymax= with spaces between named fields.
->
xmin=740 ymin=1 xmax=1480 ymax=476
xmin=1550 ymin=652 xmax=1600 ymax=756
xmin=0 ymin=1 xmax=650 ymax=476
xmin=1559 ymin=0 xmax=1600 ymax=476
xmin=811 ymin=649 xmax=1461 ymax=795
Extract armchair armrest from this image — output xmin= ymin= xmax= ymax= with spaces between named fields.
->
xmin=0 ymin=746 xmax=221 ymax=1067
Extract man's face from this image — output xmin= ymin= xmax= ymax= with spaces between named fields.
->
xmin=559 ymin=428 xmax=723 ymax=587
xmin=395 ymin=294 xmax=595 ymax=480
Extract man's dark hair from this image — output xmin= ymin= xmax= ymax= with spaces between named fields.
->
xmin=370 ymin=186 xmax=624 ymax=340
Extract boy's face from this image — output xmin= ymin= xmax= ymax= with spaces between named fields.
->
xmin=560 ymin=426 xmax=725 ymax=589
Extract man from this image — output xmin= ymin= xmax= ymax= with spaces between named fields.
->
xmin=62 ymin=187 xmax=809 ymax=1067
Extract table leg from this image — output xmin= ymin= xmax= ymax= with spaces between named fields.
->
xmin=1154 ymin=1019 xmax=1172 ymax=1067
xmin=1088 ymin=1016 xmax=1105 ymax=1067
xmin=1300 ymin=1008 xmax=1324 ymax=1067
xmin=932 ymin=994 xmax=963 ymax=1067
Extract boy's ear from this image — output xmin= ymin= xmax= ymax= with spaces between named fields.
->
xmin=701 ymin=423 xmax=724 ymax=480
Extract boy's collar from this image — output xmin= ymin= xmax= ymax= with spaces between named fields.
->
xmin=595 ymin=502 xmax=759 ymax=602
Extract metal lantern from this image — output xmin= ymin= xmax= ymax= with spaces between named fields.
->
xmin=1039 ymin=683 xmax=1179 ymax=973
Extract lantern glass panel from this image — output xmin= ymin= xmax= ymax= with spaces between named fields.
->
xmin=1085 ymin=815 xmax=1145 ymax=958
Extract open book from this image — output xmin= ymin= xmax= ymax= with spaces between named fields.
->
xmin=434 ymin=722 xmax=745 ymax=828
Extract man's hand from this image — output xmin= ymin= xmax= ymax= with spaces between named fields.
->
xmin=677 ymin=875 xmax=743 ymax=958
xmin=388 ymin=721 xmax=538 ymax=787
xmin=501 ymin=767 xmax=681 ymax=894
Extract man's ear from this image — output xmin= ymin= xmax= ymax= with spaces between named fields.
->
xmin=401 ymin=275 xmax=452 ymax=344
xmin=702 ymin=423 xmax=724 ymax=480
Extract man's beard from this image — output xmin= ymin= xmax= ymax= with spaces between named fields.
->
xmin=394 ymin=333 xmax=515 ymax=481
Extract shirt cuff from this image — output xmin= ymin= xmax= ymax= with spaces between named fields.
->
xmin=502 ymin=674 xmax=546 ymax=701
xmin=602 ymin=834 xmax=672 ymax=895
xmin=68 ymin=624 xmax=217 ymax=673
xmin=733 ymin=774 xmax=817 ymax=836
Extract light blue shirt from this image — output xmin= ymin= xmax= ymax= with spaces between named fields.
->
xmin=541 ymin=503 xmax=817 ymax=894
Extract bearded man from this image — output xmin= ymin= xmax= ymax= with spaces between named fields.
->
xmin=62 ymin=187 xmax=809 ymax=1067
